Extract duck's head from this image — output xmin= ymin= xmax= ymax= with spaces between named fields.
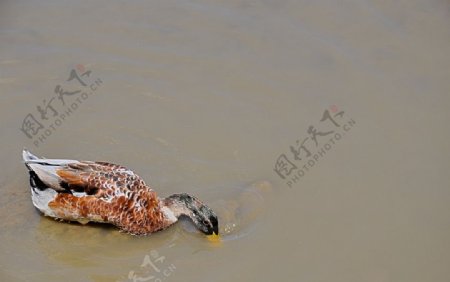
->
xmin=164 ymin=193 xmax=219 ymax=236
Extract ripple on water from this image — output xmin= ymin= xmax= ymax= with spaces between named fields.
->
xmin=179 ymin=180 xmax=274 ymax=242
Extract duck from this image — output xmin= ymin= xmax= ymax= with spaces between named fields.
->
xmin=22 ymin=149 xmax=219 ymax=238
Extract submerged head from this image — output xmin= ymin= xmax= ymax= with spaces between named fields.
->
xmin=165 ymin=193 xmax=219 ymax=236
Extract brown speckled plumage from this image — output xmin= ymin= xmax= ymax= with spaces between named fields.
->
xmin=23 ymin=150 xmax=219 ymax=236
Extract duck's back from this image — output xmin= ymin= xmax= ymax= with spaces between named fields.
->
xmin=23 ymin=150 xmax=168 ymax=235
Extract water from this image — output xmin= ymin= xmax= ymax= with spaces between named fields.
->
xmin=1 ymin=0 xmax=450 ymax=281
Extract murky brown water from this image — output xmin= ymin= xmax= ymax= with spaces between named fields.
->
xmin=1 ymin=0 xmax=450 ymax=281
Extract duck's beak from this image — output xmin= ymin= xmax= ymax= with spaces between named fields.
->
xmin=206 ymin=232 xmax=221 ymax=242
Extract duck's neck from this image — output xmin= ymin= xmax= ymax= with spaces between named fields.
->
xmin=160 ymin=194 xmax=194 ymax=224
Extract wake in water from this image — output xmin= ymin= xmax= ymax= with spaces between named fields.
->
xmin=179 ymin=180 xmax=274 ymax=242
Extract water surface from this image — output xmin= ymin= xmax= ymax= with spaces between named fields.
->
xmin=1 ymin=1 xmax=450 ymax=281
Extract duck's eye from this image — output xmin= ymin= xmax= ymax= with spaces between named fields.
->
xmin=202 ymin=219 xmax=209 ymax=225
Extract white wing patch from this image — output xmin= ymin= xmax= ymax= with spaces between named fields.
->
xmin=72 ymin=191 xmax=87 ymax=197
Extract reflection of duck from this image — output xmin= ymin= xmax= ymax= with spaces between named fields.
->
xmin=22 ymin=150 xmax=218 ymax=238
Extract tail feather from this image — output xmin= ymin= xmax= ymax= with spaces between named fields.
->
xmin=29 ymin=170 xmax=48 ymax=191
xmin=23 ymin=149 xmax=39 ymax=162
xmin=22 ymin=149 xmax=79 ymax=192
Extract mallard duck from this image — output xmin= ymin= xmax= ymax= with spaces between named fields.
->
xmin=22 ymin=149 xmax=219 ymax=238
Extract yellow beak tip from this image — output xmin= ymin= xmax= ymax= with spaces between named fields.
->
xmin=206 ymin=233 xmax=221 ymax=243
